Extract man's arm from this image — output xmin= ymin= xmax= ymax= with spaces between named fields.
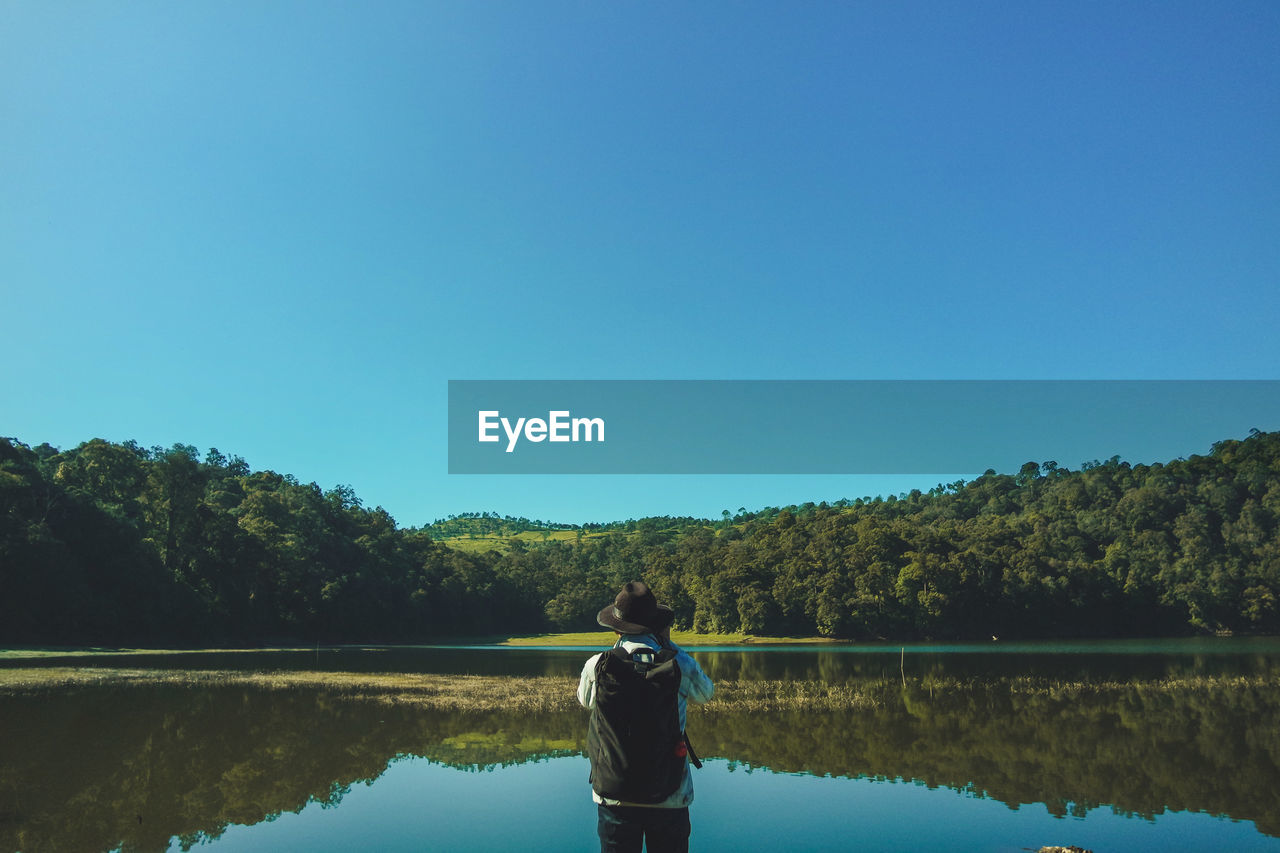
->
xmin=675 ymin=648 xmax=714 ymax=704
xmin=655 ymin=622 xmax=716 ymax=701
xmin=577 ymin=653 xmax=601 ymax=709
xmin=655 ymin=628 xmax=714 ymax=704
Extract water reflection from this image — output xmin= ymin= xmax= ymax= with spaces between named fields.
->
xmin=3 ymin=672 xmax=1280 ymax=852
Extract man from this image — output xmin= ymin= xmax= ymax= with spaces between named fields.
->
xmin=578 ymin=581 xmax=715 ymax=853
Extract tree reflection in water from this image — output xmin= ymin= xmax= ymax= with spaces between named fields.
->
xmin=1 ymin=676 xmax=1279 ymax=852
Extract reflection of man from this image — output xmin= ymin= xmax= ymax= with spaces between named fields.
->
xmin=578 ymin=581 xmax=715 ymax=853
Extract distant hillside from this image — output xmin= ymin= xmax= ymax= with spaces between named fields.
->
xmin=423 ymin=512 xmax=581 ymax=540
xmin=423 ymin=512 xmax=717 ymax=553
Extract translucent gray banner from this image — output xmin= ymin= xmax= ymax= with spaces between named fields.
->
xmin=447 ymin=380 xmax=1280 ymax=474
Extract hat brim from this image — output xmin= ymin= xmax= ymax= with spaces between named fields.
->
xmin=596 ymin=603 xmax=675 ymax=635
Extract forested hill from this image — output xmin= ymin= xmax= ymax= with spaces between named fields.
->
xmin=2 ymin=432 xmax=1278 ymax=645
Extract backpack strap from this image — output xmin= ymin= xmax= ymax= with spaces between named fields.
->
xmin=683 ymin=732 xmax=702 ymax=769
xmin=600 ymin=643 xmax=674 ymax=674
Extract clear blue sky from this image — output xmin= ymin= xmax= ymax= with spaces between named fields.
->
xmin=4 ymin=1 xmax=1278 ymax=525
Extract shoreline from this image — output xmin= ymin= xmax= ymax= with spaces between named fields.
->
xmin=496 ymin=629 xmax=843 ymax=646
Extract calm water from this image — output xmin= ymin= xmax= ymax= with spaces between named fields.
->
xmin=2 ymin=639 xmax=1279 ymax=852
xmin=6 ymin=635 xmax=1280 ymax=680
xmin=161 ymin=757 xmax=1280 ymax=853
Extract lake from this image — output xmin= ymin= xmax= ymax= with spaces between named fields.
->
xmin=2 ymin=638 xmax=1279 ymax=852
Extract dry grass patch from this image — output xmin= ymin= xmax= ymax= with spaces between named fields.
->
xmin=0 ymin=668 xmax=893 ymax=712
xmin=0 ymin=667 xmax=580 ymax=712
xmin=700 ymin=679 xmax=893 ymax=712
xmin=4 ymin=668 xmax=1278 ymax=712
xmin=999 ymin=673 xmax=1280 ymax=697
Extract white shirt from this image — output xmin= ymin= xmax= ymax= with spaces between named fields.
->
xmin=577 ymin=633 xmax=716 ymax=808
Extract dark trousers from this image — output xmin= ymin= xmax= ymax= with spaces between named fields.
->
xmin=597 ymin=803 xmax=691 ymax=853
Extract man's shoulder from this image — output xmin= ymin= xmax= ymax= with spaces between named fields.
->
xmin=580 ymin=650 xmax=606 ymax=676
xmin=617 ymin=634 xmax=661 ymax=651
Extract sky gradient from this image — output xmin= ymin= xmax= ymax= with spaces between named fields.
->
xmin=4 ymin=1 xmax=1278 ymax=524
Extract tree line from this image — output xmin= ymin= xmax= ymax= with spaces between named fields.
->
xmin=1 ymin=430 xmax=1278 ymax=644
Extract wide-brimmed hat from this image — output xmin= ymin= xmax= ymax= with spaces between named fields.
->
xmin=597 ymin=581 xmax=675 ymax=634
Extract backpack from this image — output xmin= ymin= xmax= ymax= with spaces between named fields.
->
xmin=587 ymin=645 xmax=698 ymax=803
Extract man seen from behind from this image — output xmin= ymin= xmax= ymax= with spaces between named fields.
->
xmin=578 ymin=581 xmax=715 ymax=853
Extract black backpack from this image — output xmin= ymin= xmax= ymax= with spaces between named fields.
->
xmin=587 ymin=645 xmax=699 ymax=803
